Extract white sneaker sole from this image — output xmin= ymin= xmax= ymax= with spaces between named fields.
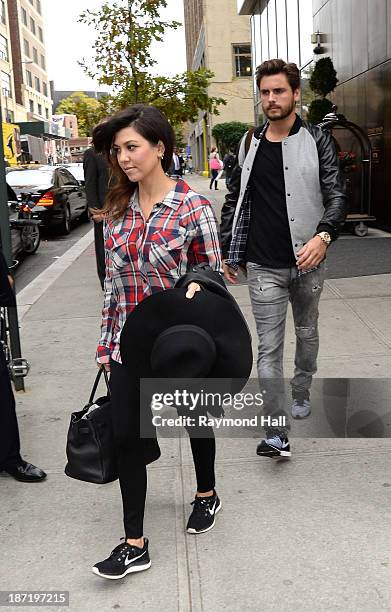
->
xmin=92 ymin=560 xmax=151 ymax=580
xmin=187 ymin=501 xmax=222 ymax=534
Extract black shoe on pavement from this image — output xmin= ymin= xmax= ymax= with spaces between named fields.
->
xmin=92 ymin=538 xmax=151 ymax=580
xmin=186 ymin=491 xmax=222 ymax=534
xmin=4 ymin=460 xmax=47 ymax=482
xmin=256 ymin=436 xmax=291 ymax=458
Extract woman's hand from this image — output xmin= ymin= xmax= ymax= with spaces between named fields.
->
xmin=97 ymin=360 xmax=110 ymax=372
xmin=186 ymin=282 xmax=202 ymax=299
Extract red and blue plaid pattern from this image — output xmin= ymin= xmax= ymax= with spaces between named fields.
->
xmin=97 ymin=179 xmax=222 ymax=364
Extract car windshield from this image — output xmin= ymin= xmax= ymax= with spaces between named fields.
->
xmin=6 ymin=170 xmax=53 ymax=189
xmin=63 ymin=164 xmax=84 ymax=181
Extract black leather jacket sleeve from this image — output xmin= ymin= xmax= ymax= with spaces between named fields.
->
xmin=305 ymin=123 xmax=347 ymax=240
xmin=220 ymin=157 xmax=243 ymax=259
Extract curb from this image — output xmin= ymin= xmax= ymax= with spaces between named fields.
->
xmin=17 ymin=228 xmax=94 ymax=322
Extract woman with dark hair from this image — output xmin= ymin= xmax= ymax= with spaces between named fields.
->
xmin=90 ymin=104 xmax=223 ymax=580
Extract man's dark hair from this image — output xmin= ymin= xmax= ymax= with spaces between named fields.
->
xmin=256 ymin=59 xmax=300 ymax=92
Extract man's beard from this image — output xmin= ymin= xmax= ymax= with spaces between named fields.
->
xmin=263 ymin=100 xmax=296 ymax=121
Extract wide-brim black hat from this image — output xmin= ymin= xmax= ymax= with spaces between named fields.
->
xmin=120 ymin=287 xmax=252 ymax=385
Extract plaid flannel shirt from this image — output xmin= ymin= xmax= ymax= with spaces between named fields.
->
xmin=97 ymin=179 xmax=223 ymax=364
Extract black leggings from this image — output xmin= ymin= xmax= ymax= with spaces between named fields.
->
xmin=110 ymin=359 xmax=216 ymax=538
xmin=209 ymin=169 xmax=219 ymax=189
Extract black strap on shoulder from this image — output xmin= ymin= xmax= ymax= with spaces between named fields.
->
xmin=245 ymin=128 xmax=255 ymax=156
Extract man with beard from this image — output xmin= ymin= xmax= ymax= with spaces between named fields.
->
xmin=220 ymin=59 xmax=346 ymax=458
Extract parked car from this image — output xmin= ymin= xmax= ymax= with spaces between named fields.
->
xmin=7 ymin=184 xmax=41 ymax=260
xmin=6 ymin=166 xmax=89 ymax=235
xmin=61 ymin=163 xmax=85 ymax=186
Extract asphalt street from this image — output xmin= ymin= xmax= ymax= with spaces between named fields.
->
xmin=14 ymin=218 xmax=93 ymax=293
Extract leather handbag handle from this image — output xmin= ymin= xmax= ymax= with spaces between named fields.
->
xmin=89 ymin=366 xmax=111 ymax=404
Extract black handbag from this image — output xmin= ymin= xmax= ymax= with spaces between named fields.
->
xmin=65 ymin=367 xmax=118 ymax=484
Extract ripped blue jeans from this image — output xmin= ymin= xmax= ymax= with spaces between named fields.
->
xmin=247 ymin=261 xmax=325 ymax=437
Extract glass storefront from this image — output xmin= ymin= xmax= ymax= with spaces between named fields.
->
xmin=249 ymin=0 xmax=315 ymax=123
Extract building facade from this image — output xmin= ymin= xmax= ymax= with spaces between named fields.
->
xmin=52 ymin=114 xmax=78 ymax=139
xmin=0 ymin=0 xmax=20 ymax=123
xmin=7 ymin=0 xmax=52 ymax=122
xmin=184 ymin=0 xmax=254 ymax=172
xmin=238 ymin=0 xmax=391 ymax=229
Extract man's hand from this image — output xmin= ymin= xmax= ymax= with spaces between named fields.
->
xmin=186 ymin=282 xmax=202 ymax=299
xmin=296 ymin=236 xmax=327 ymax=271
xmin=223 ymin=262 xmax=239 ymax=284
xmin=7 ymin=275 xmax=14 ymax=289
xmin=89 ymin=209 xmax=106 ymax=223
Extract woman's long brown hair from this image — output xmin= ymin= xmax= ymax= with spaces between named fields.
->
xmin=91 ymin=104 xmax=175 ymax=220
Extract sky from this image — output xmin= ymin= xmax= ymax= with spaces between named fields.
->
xmin=41 ymin=0 xmax=187 ymax=92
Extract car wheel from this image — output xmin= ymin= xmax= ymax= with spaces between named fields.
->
xmin=58 ymin=205 xmax=71 ymax=235
xmin=21 ymin=225 xmax=41 ymax=254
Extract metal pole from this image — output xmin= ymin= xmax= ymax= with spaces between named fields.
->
xmin=0 ymin=104 xmax=25 ymax=391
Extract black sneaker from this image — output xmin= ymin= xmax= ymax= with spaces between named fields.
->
xmin=186 ymin=491 xmax=222 ymax=534
xmin=92 ymin=538 xmax=151 ymax=580
xmin=256 ymin=436 xmax=291 ymax=458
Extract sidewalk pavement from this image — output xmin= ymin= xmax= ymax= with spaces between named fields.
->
xmin=2 ymin=174 xmax=391 ymax=612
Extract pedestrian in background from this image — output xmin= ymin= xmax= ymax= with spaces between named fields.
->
xmin=187 ymin=154 xmax=193 ymax=173
xmin=83 ymin=147 xmax=110 ymax=290
xmin=209 ymin=147 xmax=221 ymax=190
xmin=223 ymin=149 xmax=236 ymax=189
xmin=221 ymin=59 xmax=346 ymax=459
xmin=90 ymin=104 xmax=223 ymax=580
xmin=0 ymin=248 xmax=46 ymax=483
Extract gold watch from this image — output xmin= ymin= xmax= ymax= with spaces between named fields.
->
xmin=316 ymin=231 xmax=331 ymax=246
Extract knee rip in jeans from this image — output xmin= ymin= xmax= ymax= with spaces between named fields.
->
xmin=295 ymin=325 xmax=316 ymax=338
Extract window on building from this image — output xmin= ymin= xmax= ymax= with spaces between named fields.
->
xmin=299 ymin=0 xmax=314 ymax=68
xmin=260 ymin=5 xmax=268 ymax=62
xmin=21 ymin=7 xmax=27 ymax=25
xmin=286 ymin=0 xmax=300 ymax=65
xmin=38 ymin=103 xmax=42 ymax=116
xmin=40 ymin=54 xmax=45 ymax=70
xmin=233 ymin=45 xmax=252 ymax=77
xmin=34 ymin=75 xmax=40 ymax=92
xmin=29 ymin=0 xmax=33 ymax=4
xmin=276 ymin=0 xmax=288 ymax=60
xmin=43 ymin=81 xmax=48 ymax=96
xmin=7 ymin=110 xmax=14 ymax=122
xmin=33 ymin=47 xmax=38 ymax=64
xmin=26 ymin=69 xmax=32 ymax=87
xmin=267 ymin=0 xmax=277 ymax=58
xmin=38 ymin=26 xmax=43 ymax=42
xmin=36 ymin=0 xmax=41 ymax=14
xmin=30 ymin=16 xmax=36 ymax=35
xmin=24 ymin=39 xmax=30 ymax=57
xmin=29 ymin=99 xmax=34 ymax=113
xmin=1 ymin=0 xmax=6 ymax=25
xmin=0 ymin=34 xmax=8 ymax=61
xmin=1 ymin=71 xmax=11 ymax=97
xmin=45 ymin=107 xmax=49 ymax=119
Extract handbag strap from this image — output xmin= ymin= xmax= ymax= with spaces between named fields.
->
xmin=89 ymin=366 xmax=111 ymax=404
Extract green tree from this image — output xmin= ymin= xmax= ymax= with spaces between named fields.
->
xmin=55 ymin=92 xmax=104 ymax=136
xmin=78 ymin=0 xmax=226 ymax=126
xmin=307 ymin=57 xmax=338 ymax=124
xmin=212 ymin=122 xmax=250 ymax=156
